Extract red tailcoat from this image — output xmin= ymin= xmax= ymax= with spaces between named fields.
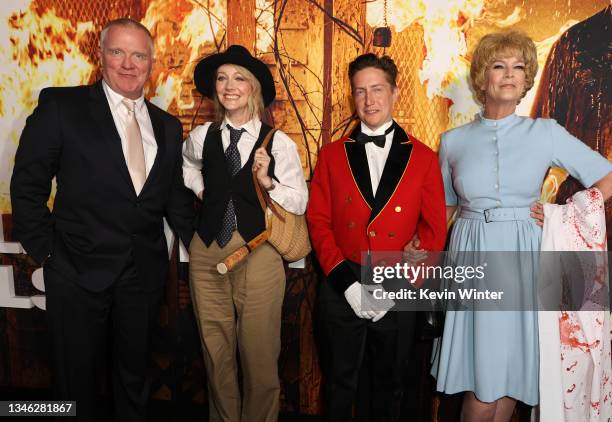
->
xmin=306 ymin=123 xmax=447 ymax=292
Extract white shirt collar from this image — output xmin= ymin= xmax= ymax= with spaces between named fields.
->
xmin=222 ymin=116 xmax=261 ymax=138
xmin=361 ymin=119 xmax=394 ymax=137
xmin=102 ymin=80 xmax=146 ymax=112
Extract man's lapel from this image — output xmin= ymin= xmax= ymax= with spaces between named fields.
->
xmin=368 ymin=123 xmax=413 ymax=224
xmin=88 ymin=81 xmax=133 ymax=192
xmin=141 ymin=101 xmax=165 ymax=195
xmin=88 ymin=81 xmax=167 ymax=197
xmin=344 ymin=124 xmax=375 ymax=209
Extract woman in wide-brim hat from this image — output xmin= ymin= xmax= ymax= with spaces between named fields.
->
xmin=182 ymin=45 xmax=308 ymax=422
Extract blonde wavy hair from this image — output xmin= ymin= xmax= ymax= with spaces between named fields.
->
xmin=470 ymin=31 xmax=538 ymax=106
xmin=212 ymin=64 xmax=264 ymax=124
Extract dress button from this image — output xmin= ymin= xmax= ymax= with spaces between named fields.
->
xmin=369 ymin=230 xmax=376 ymax=237
xmin=493 ymin=122 xmax=497 ymax=126
xmin=394 ymin=206 xmax=402 ymax=212
xmin=495 ymin=184 xmax=499 ymax=189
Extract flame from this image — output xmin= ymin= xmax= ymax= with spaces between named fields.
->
xmin=141 ymin=0 xmax=226 ymax=111
xmin=367 ymin=1 xmax=583 ymax=131
xmin=150 ymin=73 xmax=182 ymax=110
xmin=256 ymin=0 xmax=274 ymax=55
xmin=480 ymin=6 xmax=523 ymax=28
xmin=367 ymin=0 xmax=485 ymax=128
xmin=540 ymin=167 xmax=568 ymax=203
xmin=0 ymin=0 xmax=95 ymax=213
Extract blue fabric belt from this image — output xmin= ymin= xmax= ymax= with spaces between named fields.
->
xmin=459 ymin=207 xmax=532 ymax=223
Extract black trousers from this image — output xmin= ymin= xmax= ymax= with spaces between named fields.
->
xmin=317 ymin=280 xmax=416 ymax=422
xmin=44 ymin=261 xmax=163 ymax=422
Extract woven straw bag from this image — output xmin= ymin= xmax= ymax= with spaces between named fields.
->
xmin=253 ymin=129 xmax=311 ymax=262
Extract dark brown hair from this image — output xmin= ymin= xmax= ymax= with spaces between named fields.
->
xmin=348 ymin=53 xmax=398 ymax=88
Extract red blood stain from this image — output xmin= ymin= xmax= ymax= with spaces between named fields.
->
xmin=567 ymin=189 xmax=606 ymax=250
xmin=559 ymin=312 xmax=599 ymax=352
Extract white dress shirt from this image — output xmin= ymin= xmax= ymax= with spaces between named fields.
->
xmin=183 ymin=117 xmax=308 ymax=214
xmin=102 ymin=81 xmax=189 ymax=259
xmin=361 ymin=120 xmax=394 ymax=196
xmin=102 ymin=81 xmax=157 ymax=177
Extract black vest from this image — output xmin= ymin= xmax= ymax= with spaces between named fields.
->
xmin=196 ymin=123 xmax=275 ymax=246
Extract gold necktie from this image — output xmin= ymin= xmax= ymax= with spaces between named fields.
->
xmin=122 ymin=99 xmax=146 ymax=195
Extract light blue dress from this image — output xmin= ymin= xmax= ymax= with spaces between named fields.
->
xmin=430 ymin=112 xmax=612 ymax=405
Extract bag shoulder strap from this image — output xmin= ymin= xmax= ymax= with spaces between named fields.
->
xmin=253 ymin=129 xmax=285 ymax=222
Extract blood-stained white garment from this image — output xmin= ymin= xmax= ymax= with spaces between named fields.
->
xmin=539 ymin=188 xmax=612 ymax=422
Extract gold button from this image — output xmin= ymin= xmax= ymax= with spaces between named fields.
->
xmin=348 ymin=221 xmax=355 ymax=229
xmin=395 ymin=206 xmax=402 ymax=212
xmin=369 ymin=230 xmax=376 ymax=237
xmin=388 ymin=232 xmax=396 ymax=238
xmin=345 ymin=196 xmax=352 ymax=203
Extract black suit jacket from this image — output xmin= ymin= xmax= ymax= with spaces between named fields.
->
xmin=10 ymin=81 xmax=194 ymax=292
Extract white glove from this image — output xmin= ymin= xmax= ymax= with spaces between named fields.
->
xmin=344 ymin=282 xmax=378 ymax=319
xmin=363 ymin=284 xmax=395 ymax=322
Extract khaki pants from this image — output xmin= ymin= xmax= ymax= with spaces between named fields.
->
xmin=189 ymin=232 xmax=285 ymax=422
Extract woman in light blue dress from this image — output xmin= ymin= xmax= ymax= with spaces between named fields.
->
xmin=428 ymin=31 xmax=612 ymax=421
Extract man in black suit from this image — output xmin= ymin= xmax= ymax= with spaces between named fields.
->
xmin=10 ymin=18 xmax=194 ymax=422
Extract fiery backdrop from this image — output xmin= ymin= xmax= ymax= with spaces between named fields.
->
xmin=0 ymin=0 xmax=609 ymax=418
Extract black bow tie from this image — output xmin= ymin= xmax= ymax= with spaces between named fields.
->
xmin=355 ymin=123 xmax=395 ymax=148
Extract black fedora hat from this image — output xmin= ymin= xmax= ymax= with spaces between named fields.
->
xmin=194 ymin=45 xmax=276 ymax=107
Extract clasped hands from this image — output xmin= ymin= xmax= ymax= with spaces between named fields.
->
xmin=344 ymin=281 xmax=394 ymax=322
xmin=343 ymin=234 xmax=430 ymax=322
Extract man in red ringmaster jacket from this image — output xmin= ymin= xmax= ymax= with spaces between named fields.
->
xmin=307 ymin=53 xmax=446 ymax=422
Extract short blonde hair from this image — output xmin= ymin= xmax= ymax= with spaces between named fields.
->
xmin=100 ymin=18 xmax=154 ymax=57
xmin=470 ymin=31 xmax=538 ymax=106
xmin=213 ymin=64 xmax=264 ymax=124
